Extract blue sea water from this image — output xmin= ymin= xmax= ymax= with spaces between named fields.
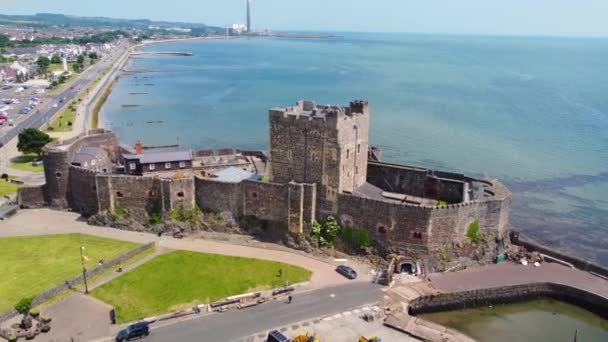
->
xmin=101 ymin=33 xmax=608 ymax=265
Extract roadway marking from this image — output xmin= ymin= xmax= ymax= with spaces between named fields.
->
xmin=329 ymin=293 xmax=335 ymax=298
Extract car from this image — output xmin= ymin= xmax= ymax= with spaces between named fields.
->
xmin=336 ymin=265 xmax=357 ymax=279
xmin=1 ymin=86 xmax=12 ymax=90
xmin=115 ymin=321 xmax=149 ymax=341
xmin=267 ymin=330 xmax=290 ymax=342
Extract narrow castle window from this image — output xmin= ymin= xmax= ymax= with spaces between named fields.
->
xmin=378 ymin=226 xmax=388 ymax=234
xmin=176 ymin=191 xmax=185 ymax=198
xmin=346 ymin=149 xmax=350 ymax=159
xmin=55 ymin=172 xmax=62 ymax=179
xmin=148 ymin=190 xmax=156 ymax=198
xmin=357 ymin=144 xmax=361 ymax=153
xmin=287 ymin=150 xmax=292 ymax=161
xmin=116 ymin=191 xmax=124 ymax=198
xmin=250 ymin=192 xmax=258 ymax=199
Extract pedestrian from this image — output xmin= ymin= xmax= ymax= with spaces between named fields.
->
xmin=287 ymin=295 xmax=292 ymax=304
xmin=277 ymin=268 xmax=282 ymax=277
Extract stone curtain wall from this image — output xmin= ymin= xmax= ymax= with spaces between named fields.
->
xmin=0 ymin=242 xmax=155 ymax=324
xmin=408 ymin=283 xmax=608 ymax=320
xmin=195 ymin=177 xmax=315 ymax=233
xmin=96 ymin=174 xmax=162 ymax=221
xmin=162 ymin=178 xmax=195 ymax=211
xmin=17 ymin=185 xmax=47 ymax=209
xmin=367 ymin=161 xmax=465 ymax=204
xmin=68 ymin=166 xmax=99 ymax=216
xmin=337 ymin=193 xmax=433 ymax=251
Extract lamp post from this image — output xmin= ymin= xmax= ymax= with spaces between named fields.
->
xmin=79 ymin=246 xmax=89 ymax=294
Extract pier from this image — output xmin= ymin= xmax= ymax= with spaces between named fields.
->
xmin=130 ymin=51 xmax=193 ymax=56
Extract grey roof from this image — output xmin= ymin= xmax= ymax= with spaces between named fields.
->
xmin=72 ymin=146 xmax=102 ymax=164
xmin=123 ymin=150 xmax=193 ymax=164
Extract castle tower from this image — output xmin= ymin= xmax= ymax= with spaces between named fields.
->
xmin=246 ymin=0 xmax=251 ymax=32
xmin=268 ymin=100 xmax=369 ymax=216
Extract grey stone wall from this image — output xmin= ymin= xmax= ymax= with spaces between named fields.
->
xmin=337 ymin=193 xmax=433 ymax=251
xmin=408 ymin=283 xmax=608 ymax=319
xmin=162 ymin=178 xmax=195 ymax=211
xmin=0 ymin=242 xmax=155 ymax=324
xmin=367 ymin=161 xmax=465 ymax=204
xmin=42 ymin=130 xmax=119 ymax=209
xmin=17 ymin=185 xmax=47 ymax=208
xmin=68 ymin=166 xmax=99 ymax=217
xmin=96 ymin=174 xmax=161 ymax=222
xmin=195 ymin=177 xmax=242 ymax=215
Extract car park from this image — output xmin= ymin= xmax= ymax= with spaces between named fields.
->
xmin=115 ymin=321 xmax=150 ymax=341
xmin=336 ymin=265 xmax=357 ymax=279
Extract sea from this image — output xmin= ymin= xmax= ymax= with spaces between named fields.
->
xmin=100 ymin=33 xmax=608 ymax=266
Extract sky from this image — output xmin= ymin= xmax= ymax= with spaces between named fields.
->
xmin=1 ymin=0 xmax=608 ymax=37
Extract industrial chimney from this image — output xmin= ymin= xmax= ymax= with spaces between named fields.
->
xmin=247 ymin=0 xmax=251 ymax=32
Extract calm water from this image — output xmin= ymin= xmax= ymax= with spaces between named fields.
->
xmin=101 ymin=33 xmax=608 ymax=265
xmin=421 ymin=299 xmax=608 ymax=342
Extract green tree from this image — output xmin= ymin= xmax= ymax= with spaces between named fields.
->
xmin=17 ymin=128 xmax=52 ymax=157
xmin=36 ymin=56 xmax=51 ymax=73
xmin=357 ymin=228 xmax=371 ymax=248
xmin=50 ymin=54 xmax=61 ymax=64
xmin=467 ymin=220 xmax=481 ymax=244
xmin=77 ymin=54 xmax=85 ymax=67
xmin=88 ymin=52 xmax=98 ymax=59
xmin=311 ymin=216 xmax=342 ymax=247
xmin=72 ymin=63 xmax=80 ymax=72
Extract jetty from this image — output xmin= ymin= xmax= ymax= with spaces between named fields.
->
xmin=130 ymin=51 xmax=193 ymax=56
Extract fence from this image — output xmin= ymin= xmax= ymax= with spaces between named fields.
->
xmin=0 ymin=242 xmax=155 ymax=323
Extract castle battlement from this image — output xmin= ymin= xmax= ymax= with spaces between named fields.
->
xmin=270 ymin=100 xmax=368 ymax=127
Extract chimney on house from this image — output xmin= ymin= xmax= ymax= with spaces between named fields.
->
xmin=135 ymin=141 xmax=143 ymax=155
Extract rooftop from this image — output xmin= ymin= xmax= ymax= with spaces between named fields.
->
xmin=72 ymin=146 xmax=102 ymax=164
xmin=213 ymin=167 xmax=262 ymax=183
xmin=123 ymin=150 xmax=193 ymax=164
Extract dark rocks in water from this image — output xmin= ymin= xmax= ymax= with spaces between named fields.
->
xmin=121 ymin=104 xmax=140 ymax=108
xmin=128 ymin=92 xmax=148 ymax=95
xmin=143 ymin=83 xmax=154 ymax=86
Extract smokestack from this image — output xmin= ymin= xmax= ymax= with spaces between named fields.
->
xmin=135 ymin=141 xmax=143 ymax=155
xmin=247 ymin=0 xmax=251 ymax=33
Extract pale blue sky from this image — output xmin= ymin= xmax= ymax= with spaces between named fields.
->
xmin=2 ymin=0 xmax=607 ymax=36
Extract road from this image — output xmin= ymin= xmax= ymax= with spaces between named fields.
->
xmin=144 ymin=282 xmax=383 ymax=342
xmin=0 ymin=46 xmax=127 ymax=146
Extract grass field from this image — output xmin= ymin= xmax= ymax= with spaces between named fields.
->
xmin=0 ymin=176 xmax=19 ymax=196
xmin=45 ymin=105 xmax=77 ymax=132
xmin=10 ymin=154 xmax=43 ymax=172
xmin=92 ymin=251 xmax=312 ymax=322
xmin=0 ymin=234 xmax=138 ymax=312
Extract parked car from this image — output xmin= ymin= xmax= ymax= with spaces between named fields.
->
xmin=336 ymin=265 xmax=357 ymax=279
xmin=267 ymin=330 xmax=290 ymax=342
xmin=115 ymin=321 xmax=149 ymax=341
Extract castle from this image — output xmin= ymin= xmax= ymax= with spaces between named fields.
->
xmin=18 ymin=100 xmax=511 ymax=253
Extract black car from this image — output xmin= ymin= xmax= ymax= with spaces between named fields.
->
xmin=116 ymin=321 xmax=150 ymax=341
xmin=336 ymin=265 xmax=357 ymax=279
xmin=267 ymin=330 xmax=291 ymax=342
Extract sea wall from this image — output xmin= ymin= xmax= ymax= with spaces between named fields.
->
xmin=408 ymin=283 xmax=608 ymax=320
xmin=511 ymin=231 xmax=608 ymax=279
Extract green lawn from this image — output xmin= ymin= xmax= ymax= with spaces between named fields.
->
xmin=92 ymin=251 xmax=312 ymax=322
xmin=45 ymin=105 xmax=77 ymax=132
xmin=10 ymin=153 xmax=43 ymax=172
xmin=0 ymin=234 xmax=138 ymax=312
xmin=0 ymin=177 xmax=20 ymax=196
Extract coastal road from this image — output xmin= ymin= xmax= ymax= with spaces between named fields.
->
xmin=0 ymin=46 xmax=126 ymax=146
xmin=143 ymin=283 xmax=383 ymax=342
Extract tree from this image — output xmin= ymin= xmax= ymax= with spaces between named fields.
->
xmin=50 ymin=54 xmax=61 ymax=64
xmin=311 ymin=216 xmax=342 ymax=247
xmin=72 ymin=63 xmax=80 ymax=72
xmin=88 ymin=52 xmax=98 ymax=60
xmin=17 ymin=128 xmax=52 ymax=157
xmin=36 ymin=56 xmax=51 ymax=73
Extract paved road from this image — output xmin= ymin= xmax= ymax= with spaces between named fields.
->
xmin=143 ymin=282 xmax=383 ymax=342
xmin=0 ymin=47 xmax=126 ymax=146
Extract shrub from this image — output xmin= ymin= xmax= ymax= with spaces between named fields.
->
xmin=357 ymin=228 xmax=371 ymax=248
xmin=1 ymin=173 xmax=8 ymax=180
xmin=15 ymin=296 xmax=34 ymax=314
xmin=467 ymin=220 xmax=481 ymax=244
xmin=311 ymin=217 xmax=341 ymax=247
xmin=341 ymin=226 xmax=354 ymax=246
xmin=168 ymin=205 xmax=201 ymax=224
xmin=113 ymin=206 xmax=129 ymax=220
xmin=148 ymin=201 xmax=162 ymax=225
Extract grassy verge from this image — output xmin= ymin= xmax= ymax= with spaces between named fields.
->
xmin=0 ymin=234 xmax=139 ymax=312
xmin=33 ymin=246 xmax=157 ymax=312
xmin=91 ymin=79 xmax=116 ymax=129
xmin=45 ymin=103 xmax=77 ymax=132
xmin=92 ymin=251 xmax=312 ymax=323
xmin=0 ymin=176 xmax=19 ymax=196
xmin=9 ymin=153 xmax=43 ymax=172
xmin=48 ymin=73 xmax=77 ymax=95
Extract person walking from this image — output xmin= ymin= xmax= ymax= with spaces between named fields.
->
xmin=277 ymin=268 xmax=282 ymax=277
xmin=287 ymin=295 xmax=292 ymax=304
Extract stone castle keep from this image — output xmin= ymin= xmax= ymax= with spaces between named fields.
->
xmin=18 ymin=100 xmax=511 ymax=252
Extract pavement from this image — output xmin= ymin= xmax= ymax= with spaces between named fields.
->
xmin=429 ymin=262 xmax=608 ymax=299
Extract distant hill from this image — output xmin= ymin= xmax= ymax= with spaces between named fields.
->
xmin=0 ymin=13 xmax=221 ymax=31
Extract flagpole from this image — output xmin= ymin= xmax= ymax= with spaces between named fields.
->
xmin=80 ymin=246 xmax=89 ymax=294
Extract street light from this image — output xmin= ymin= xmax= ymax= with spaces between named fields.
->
xmin=79 ymin=246 xmax=89 ymax=294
